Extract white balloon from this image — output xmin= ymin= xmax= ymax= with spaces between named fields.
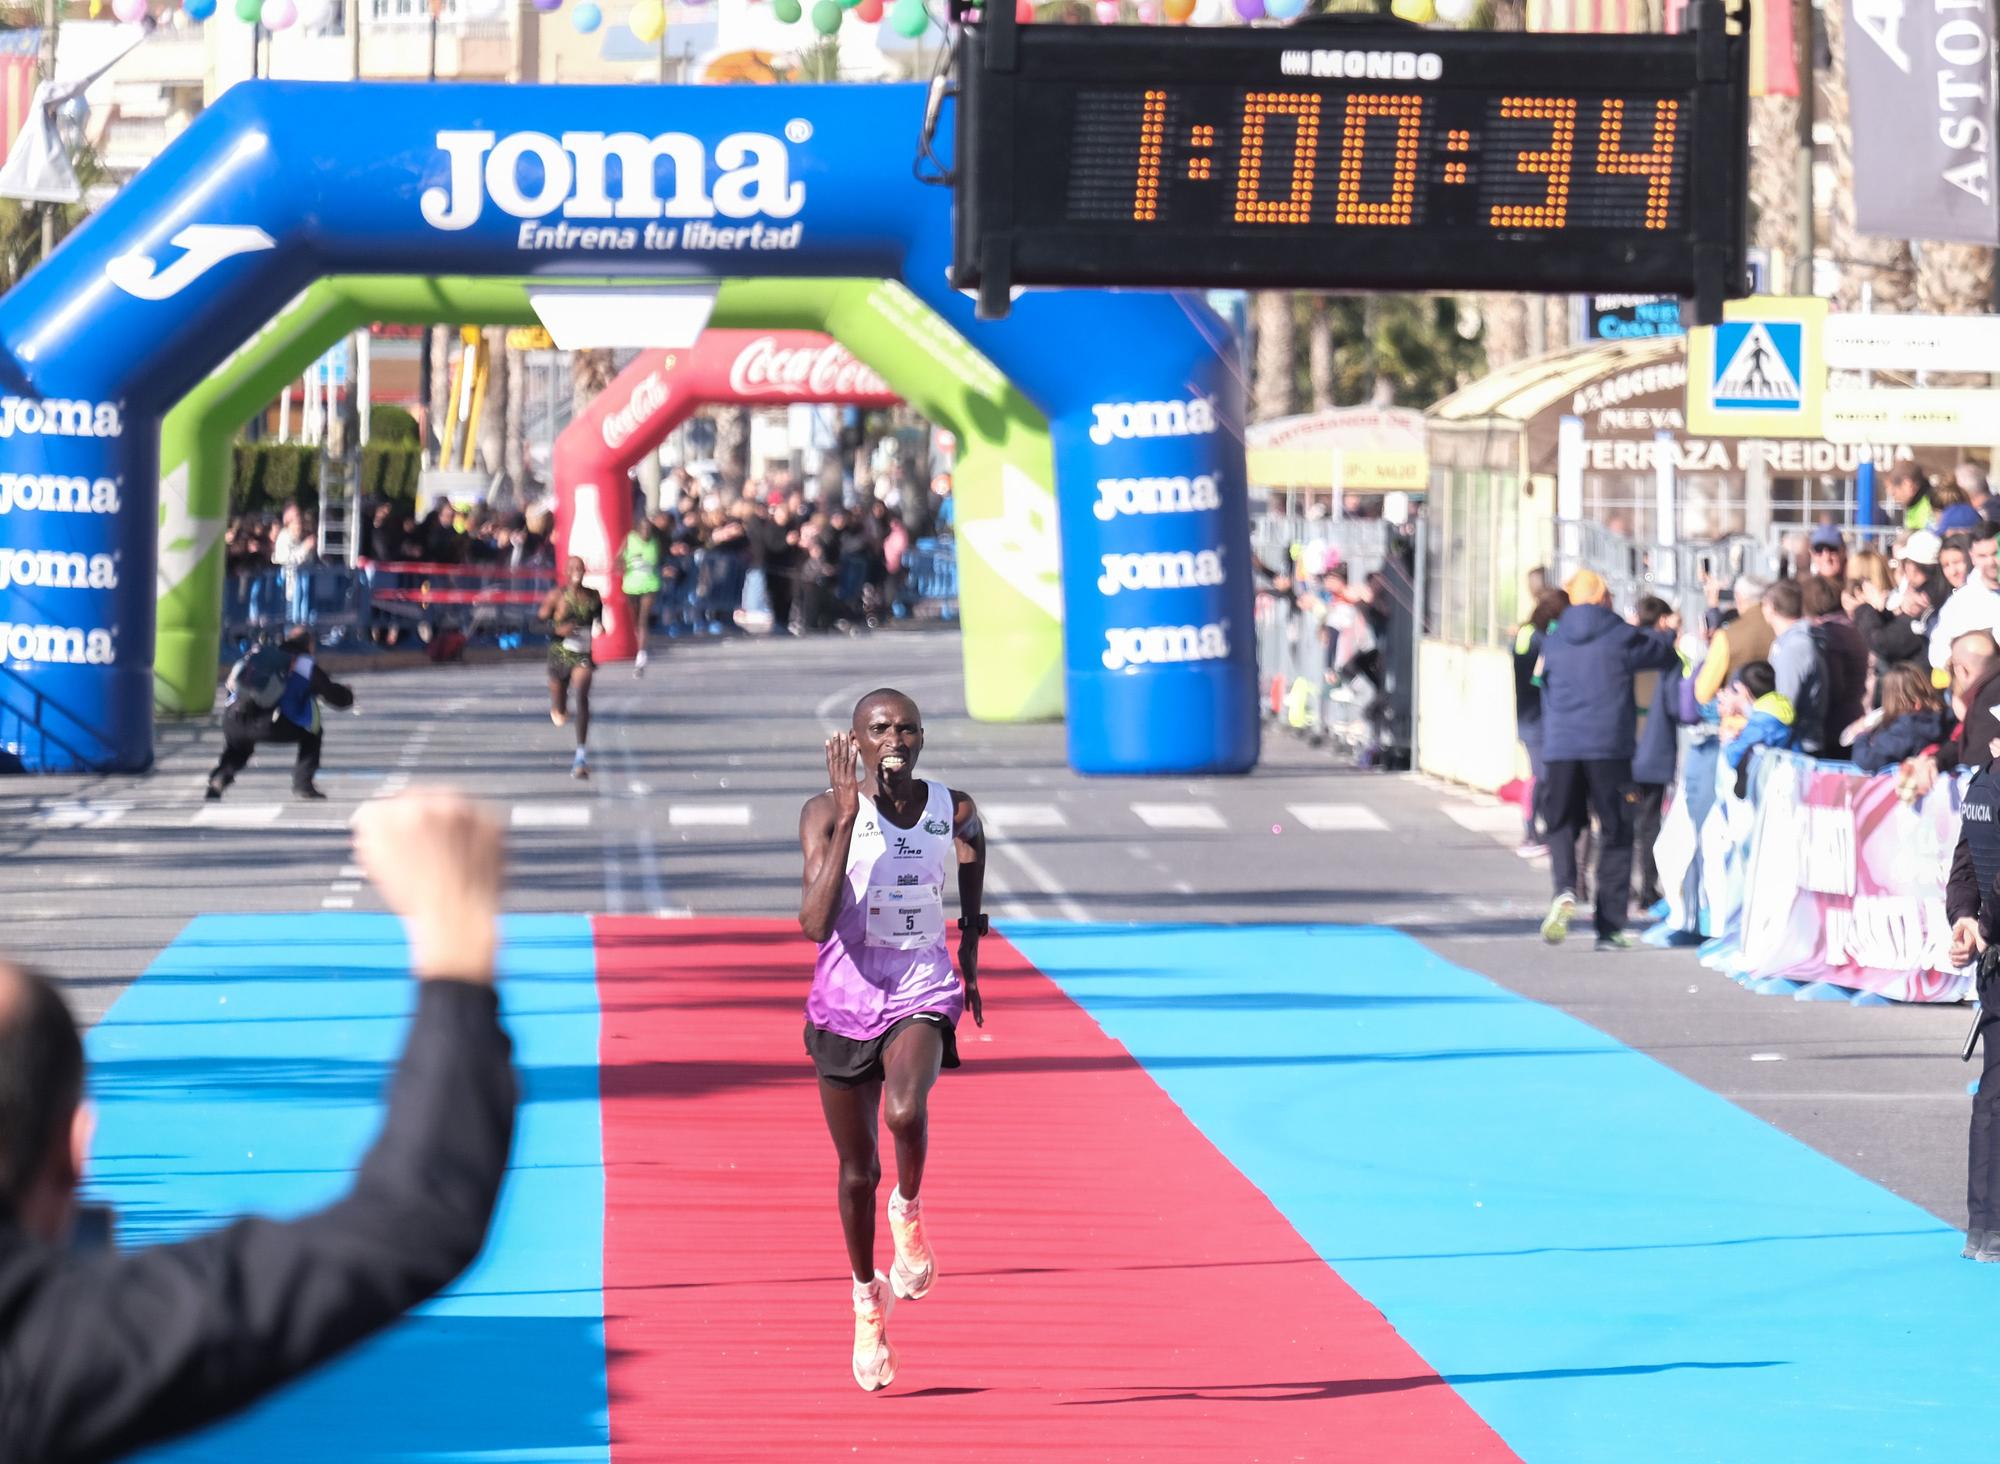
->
xmin=1434 ymin=0 xmax=1475 ymax=20
xmin=295 ymin=0 xmax=334 ymax=25
xmin=1192 ymin=0 xmax=1225 ymax=22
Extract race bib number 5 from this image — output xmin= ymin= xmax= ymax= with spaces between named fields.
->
xmin=865 ymin=885 xmax=944 ymax=950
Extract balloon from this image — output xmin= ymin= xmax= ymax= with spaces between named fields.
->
xmin=572 ymin=0 xmax=601 ymax=28
xmin=1433 ymin=0 xmax=1475 ymax=18
xmin=1095 ymin=0 xmax=1118 ymax=18
xmin=629 ymin=0 xmax=665 ymax=39
xmin=1389 ymin=0 xmax=1434 ymax=19
xmin=810 ymin=0 xmax=840 ymax=30
xmin=1231 ymin=0 xmax=1262 ymax=15
xmin=185 ymin=0 xmax=216 ymax=17
xmin=235 ymin=0 xmax=261 ymax=21
xmin=1162 ymin=0 xmax=1195 ymax=20
xmin=1264 ymin=0 xmax=1306 ymax=14
xmin=532 ymin=0 xmax=563 ymax=11
xmin=260 ymin=0 xmax=296 ymax=28
xmin=111 ymin=0 xmax=146 ymax=22
xmin=1015 ymin=0 xmax=1033 ymax=17
xmin=294 ymin=0 xmax=334 ymax=25
xmin=773 ymin=0 xmax=800 ymax=17
xmin=839 ymin=0 xmax=862 ymax=9
xmin=856 ymin=0 xmax=882 ymax=18
xmin=1136 ymin=0 xmax=1161 ymax=19
xmin=890 ymin=0 xmax=928 ymax=34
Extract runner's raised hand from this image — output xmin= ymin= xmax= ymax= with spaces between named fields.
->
xmin=826 ymin=731 xmax=861 ymax=821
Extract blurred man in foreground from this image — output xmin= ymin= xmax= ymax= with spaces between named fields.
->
xmin=0 ymin=790 xmax=516 ymax=1463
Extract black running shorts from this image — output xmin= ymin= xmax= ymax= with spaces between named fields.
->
xmin=804 ymin=1012 xmax=961 ymax=1087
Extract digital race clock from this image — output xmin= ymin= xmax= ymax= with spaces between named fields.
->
xmin=949 ymin=5 xmax=1748 ymax=322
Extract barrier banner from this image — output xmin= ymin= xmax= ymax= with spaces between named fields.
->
xmin=1735 ymin=751 xmax=1971 ymax=1002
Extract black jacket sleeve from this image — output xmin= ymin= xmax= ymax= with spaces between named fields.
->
xmin=309 ymin=665 xmax=355 ymax=711
xmin=0 ymin=980 xmax=515 ymax=1464
xmin=1864 ymin=611 xmax=1927 ymax=667
xmin=1950 ymin=824 xmax=1981 ymax=928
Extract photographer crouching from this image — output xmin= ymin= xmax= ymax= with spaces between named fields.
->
xmin=0 ymin=790 xmax=515 ymax=1462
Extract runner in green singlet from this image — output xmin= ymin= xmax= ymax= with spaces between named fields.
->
xmin=621 ymin=517 xmax=663 ymax=675
xmin=540 ymin=555 xmax=605 ymax=779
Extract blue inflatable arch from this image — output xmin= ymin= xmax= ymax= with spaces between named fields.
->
xmin=0 ymin=81 xmax=1254 ymax=776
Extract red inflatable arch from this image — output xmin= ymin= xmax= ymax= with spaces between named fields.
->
xmin=555 ymin=329 xmax=898 ymax=662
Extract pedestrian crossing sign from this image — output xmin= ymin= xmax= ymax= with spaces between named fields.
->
xmin=1711 ymin=321 xmax=1802 ymax=411
xmin=1685 ymin=296 xmax=1825 ymax=439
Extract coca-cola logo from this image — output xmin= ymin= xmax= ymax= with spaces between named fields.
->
xmin=602 ymin=371 xmax=672 ymax=450
xmin=727 ymin=336 xmax=889 ymax=400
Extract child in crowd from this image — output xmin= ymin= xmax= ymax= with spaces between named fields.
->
xmin=1721 ymin=660 xmax=1799 ymax=798
xmin=1848 ymin=663 xmax=1949 ymax=774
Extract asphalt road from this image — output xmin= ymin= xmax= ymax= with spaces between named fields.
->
xmin=0 ymin=628 xmax=1975 ymax=1226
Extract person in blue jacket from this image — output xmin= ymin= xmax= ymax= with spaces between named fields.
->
xmin=1848 ymin=662 xmax=1948 ymax=774
xmin=1721 ymin=660 xmax=1799 ymax=799
xmin=1537 ymin=570 xmax=1679 ymax=951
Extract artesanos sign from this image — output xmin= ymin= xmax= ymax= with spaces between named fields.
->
xmin=727 ymin=337 xmax=888 ymax=399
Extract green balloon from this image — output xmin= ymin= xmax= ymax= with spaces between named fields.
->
xmin=811 ymin=0 xmax=842 ymax=29
xmin=773 ymin=0 xmax=801 ymax=18
xmin=839 ymin=0 xmax=863 ymax=9
xmin=235 ymin=0 xmax=261 ymax=20
xmin=890 ymin=0 xmax=928 ymax=35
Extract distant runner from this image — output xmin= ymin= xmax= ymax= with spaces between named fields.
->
xmin=797 ymin=688 xmax=986 ymax=1392
xmin=621 ymin=516 xmax=663 ymax=676
xmin=540 ymin=555 xmax=605 ymax=780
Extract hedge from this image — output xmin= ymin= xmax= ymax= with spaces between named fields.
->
xmin=231 ymin=440 xmax=421 ymax=513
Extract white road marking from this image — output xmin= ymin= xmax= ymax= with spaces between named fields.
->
xmin=983 ymin=802 xmax=1067 ymax=833
xmin=330 ymin=881 xmax=362 ymax=893
xmin=668 ymin=803 xmax=752 ymax=827
xmin=1132 ymin=801 xmax=1226 ymax=831
xmin=992 ymin=838 xmax=1091 ymax=923
xmin=1287 ymin=802 xmax=1390 ymax=833
xmin=1443 ymin=804 xmax=1524 ymax=836
xmin=511 ymin=803 xmax=594 ymax=828
xmin=30 ymin=802 xmax=130 ymax=829
xmin=193 ymin=803 xmax=283 ymax=827
xmin=321 ymin=897 xmax=354 ymax=909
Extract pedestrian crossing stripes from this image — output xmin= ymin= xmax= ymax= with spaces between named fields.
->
xmin=982 ymin=803 xmax=1068 ymax=833
xmin=1444 ymin=804 xmax=1526 ymax=837
xmin=511 ymin=803 xmax=594 ymax=829
xmin=1132 ymin=802 xmax=1226 ymax=831
xmin=1286 ymin=803 xmax=1389 ymax=833
xmin=667 ymin=803 xmax=753 ymax=827
xmin=192 ymin=803 xmax=284 ymax=827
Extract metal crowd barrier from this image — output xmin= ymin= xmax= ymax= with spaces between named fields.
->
xmin=220 ymin=541 xmax=961 ymax=654
xmin=1254 ymin=590 xmax=1377 ymax=757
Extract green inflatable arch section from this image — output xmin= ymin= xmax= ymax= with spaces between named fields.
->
xmin=155 ymin=276 xmax=1063 ymax=723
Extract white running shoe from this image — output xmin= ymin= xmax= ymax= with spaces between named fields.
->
xmin=888 ymin=1190 xmax=936 ymax=1300
xmin=634 ymin=648 xmax=648 ymax=677
xmin=852 ymin=1272 xmax=898 ymax=1392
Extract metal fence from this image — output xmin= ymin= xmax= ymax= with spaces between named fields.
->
xmin=221 ymin=541 xmax=960 ymax=656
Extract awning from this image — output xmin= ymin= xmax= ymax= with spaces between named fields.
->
xmin=1245 ymin=404 xmax=1428 ymax=490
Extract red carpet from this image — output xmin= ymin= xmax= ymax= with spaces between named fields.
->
xmin=595 ymin=917 xmax=1520 ymax=1463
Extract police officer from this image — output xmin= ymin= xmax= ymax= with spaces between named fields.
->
xmin=1948 ymin=757 xmax=2000 ymax=1260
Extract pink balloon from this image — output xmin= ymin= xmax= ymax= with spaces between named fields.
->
xmin=1015 ymin=0 xmax=1033 ymax=17
xmin=112 ymin=0 xmax=148 ymax=20
xmin=1136 ymin=0 xmax=1160 ymax=18
xmin=260 ymin=0 xmax=297 ymax=27
xmin=1095 ymin=0 xmax=1117 ymax=17
xmin=857 ymin=0 xmax=883 ymax=17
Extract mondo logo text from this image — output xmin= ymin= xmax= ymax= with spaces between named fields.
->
xmin=0 ymin=397 xmax=122 ymax=440
xmin=1101 ymin=620 xmax=1230 ymax=671
xmin=0 ymin=549 xmax=118 ymax=590
xmin=1097 ymin=548 xmax=1227 ymax=596
xmin=422 ymin=129 xmax=805 ymax=231
xmin=1088 ymin=397 xmax=1217 ymax=447
xmin=0 ymin=474 xmax=123 ymax=516
xmin=1093 ymin=474 xmax=1222 ymax=521
xmin=0 ymin=621 xmax=114 ymax=665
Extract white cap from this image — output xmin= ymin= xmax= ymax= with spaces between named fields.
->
xmin=1897 ymin=529 xmax=1942 ymax=566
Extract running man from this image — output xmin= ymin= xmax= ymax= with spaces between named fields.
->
xmin=540 ymin=555 xmax=604 ymax=780
xmin=798 ymin=689 xmax=986 ymax=1392
xmin=621 ymin=516 xmax=662 ymax=675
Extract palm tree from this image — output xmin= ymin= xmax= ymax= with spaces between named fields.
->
xmin=1252 ymin=291 xmax=1297 ymax=421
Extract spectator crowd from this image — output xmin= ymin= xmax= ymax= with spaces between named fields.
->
xmin=1514 ymin=457 xmax=2000 ymax=950
xmin=222 ymin=462 xmax=956 ymax=642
